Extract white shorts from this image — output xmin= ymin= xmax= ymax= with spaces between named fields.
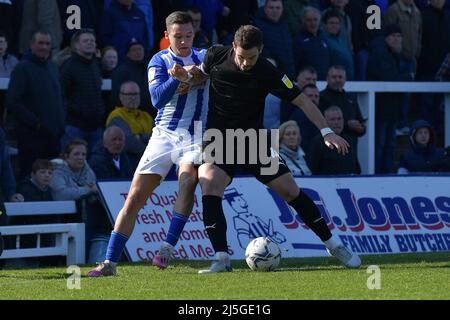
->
xmin=135 ymin=126 xmax=202 ymax=179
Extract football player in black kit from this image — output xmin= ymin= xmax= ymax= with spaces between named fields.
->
xmin=170 ymin=25 xmax=361 ymax=273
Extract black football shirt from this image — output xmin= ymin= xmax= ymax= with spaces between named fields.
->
xmin=201 ymin=46 xmax=302 ymax=131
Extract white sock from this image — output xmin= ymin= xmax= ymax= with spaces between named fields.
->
xmin=323 ymin=236 xmax=341 ymax=250
xmin=105 ymin=260 xmax=117 ymax=267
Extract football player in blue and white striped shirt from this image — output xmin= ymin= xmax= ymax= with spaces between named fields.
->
xmin=88 ymin=11 xmax=209 ymax=277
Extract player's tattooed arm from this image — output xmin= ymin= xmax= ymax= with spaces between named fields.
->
xmin=291 ymin=93 xmax=350 ymax=155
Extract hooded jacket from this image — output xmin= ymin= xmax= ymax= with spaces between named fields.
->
xmin=397 ymin=120 xmax=445 ymax=173
xmin=49 ymin=159 xmax=97 ymax=201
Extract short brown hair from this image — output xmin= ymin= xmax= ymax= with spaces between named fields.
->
xmin=234 ymin=25 xmax=263 ymax=50
xmin=165 ymin=11 xmax=193 ymax=30
xmin=61 ymin=138 xmax=88 ymax=159
xmin=31 ymin=159 xmax=53 ymax=173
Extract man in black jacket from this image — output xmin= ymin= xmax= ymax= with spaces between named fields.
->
xmin=88 ymin=126 xmax=133 ymax=180
xmin=110 ymin=39 xmax=154 ymax=118
xmin=319 ymin=65 xmax=366 ymax=153
xmin=6 ymin=30 xmax=65 ymax=179
xmin=60 ymin=29 xmax=105 ymax=154
xmin=366 ymin=24 xmax=413 ymax=173
xmin=307 ymin=105 xmax=360 ymax=175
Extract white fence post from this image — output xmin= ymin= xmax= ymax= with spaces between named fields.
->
xmin=68 ymin=223 xmax=86 ymax=265
xmin=446 ymin=93 xmax=450 ymax=147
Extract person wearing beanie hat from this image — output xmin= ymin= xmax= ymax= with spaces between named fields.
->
xmin=383 ymin=24 xmax=403 ymax=54
xmin=383 ymin=24 xmax=402 ymax=38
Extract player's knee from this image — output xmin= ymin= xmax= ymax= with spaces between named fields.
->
xmin=199 ymin=178 xmax=221 ymax=196
xmin=125 ymin=191 xmax=148 ymax=211
xmin=279 ymin=188 xmax=300 ymax=203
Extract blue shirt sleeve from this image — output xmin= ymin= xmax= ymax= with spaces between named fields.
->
xmin=148 ymin=54 xmax=180 ymax=109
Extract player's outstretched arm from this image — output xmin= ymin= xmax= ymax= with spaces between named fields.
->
xmin=291 ymin=93 xmax=350 ymax=155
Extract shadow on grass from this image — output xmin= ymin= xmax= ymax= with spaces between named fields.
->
xmin=0 ymin=272 xmax=69 ymax=281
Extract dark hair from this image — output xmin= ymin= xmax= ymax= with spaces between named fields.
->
xmin=61 ymin=138 xmax=88 ymax=159
xmin=71 ymin=28 xmax=95 ymax=44
xmin=166 ymin=11 xmax=193 ymax=30
xmin=322 ymin=9 xmax=341 ymax=24
xmin=0 ymin=31 xmax=7 ymax=41
xmin=30 ymin=30 xmax=51 ymax=43
xmin=328 ymin=65 xmax=346 ymax=73
xmin=234 ymin=25 xmax=263 ymax=50
xmin=31 ymin=159 xmax=53 ymax=173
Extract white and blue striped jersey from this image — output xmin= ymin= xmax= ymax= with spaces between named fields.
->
xmin=147 ymin=47 xmax=209 ymax=135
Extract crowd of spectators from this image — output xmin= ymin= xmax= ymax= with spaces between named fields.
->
xmin=0 ymin=0 xmax=449 ymax=266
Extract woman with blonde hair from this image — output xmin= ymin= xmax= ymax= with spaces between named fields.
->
xmin=279 ymin=120 xmax=311 ymax=176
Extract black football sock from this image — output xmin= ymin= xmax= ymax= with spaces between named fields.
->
xmin=202 ymin=195 xmax=229 ymax=253
xmin=288 ymin=191 xmax=332 ymax=242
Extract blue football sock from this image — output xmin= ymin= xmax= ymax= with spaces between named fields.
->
xmin=165 ymin=212 xmax=189 ymax=247
xmin=105 ymin=231 xmax=129 ymax=263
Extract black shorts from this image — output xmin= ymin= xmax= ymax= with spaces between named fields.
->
xmin=202 ymin=129 xmax=291 ymax=184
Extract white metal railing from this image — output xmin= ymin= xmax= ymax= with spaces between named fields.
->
xmin=0 ymin=223 xmax=85 ymax=265
xmin=0 ymin=201 xmax=85 ymax=265
xmin=316 ymin=81 xmax=450 ymax=174
xmin=1 ymin=78 xmax=449 ymax=174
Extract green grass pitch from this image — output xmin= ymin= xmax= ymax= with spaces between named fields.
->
xmin=0 ymin=252 xmax=449 ymax=300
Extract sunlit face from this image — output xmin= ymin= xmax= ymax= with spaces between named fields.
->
xmin=325 ymin=110 xmax=344 ymax=134
xmin=119 ymin=82 xmax=140 ymax=109
xmin=102 ymin=49 xmax=118 ymax=71
xmin=232 ymin=43 xmax=261 ymax=71
xmin=303 ymin=87 xmax=320 ymax=105
xmin=324 ymin=16 xmax=341 ymax=36
xmin=104 ymin=129 xmax=125 ymax=156
xmin=65 ymin=145 xmax=87 ymax=171
xmin=166 ymin=23 xmax=194 ymax=57
xmin=30 ymin=33 xmax=51 ymax=60
xmin=32 ymin=169 xmax=53 ymax=188
xmin=297 ymin=71 xmax=317 ymax=89
xmin=264 ymin=0 xmax=283 ymax=23
xmin=327 ymin=68 xmax=346 ymax=91
xmin=414 ymin=127 xmax=431 ymax=146
xmin=282 ymin=125 xmax=301 ymax=150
